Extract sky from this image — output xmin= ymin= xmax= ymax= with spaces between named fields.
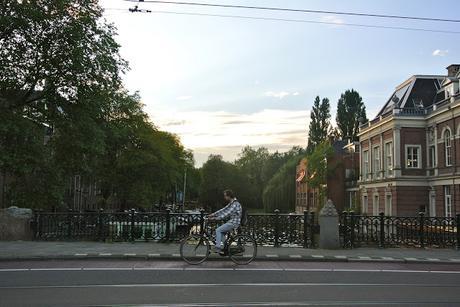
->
xmin=100 ymin=0 xmax=460 ymax=166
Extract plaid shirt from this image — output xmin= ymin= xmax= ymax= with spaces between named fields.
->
xmin=213 ymin=199 xmax=242 ymax=226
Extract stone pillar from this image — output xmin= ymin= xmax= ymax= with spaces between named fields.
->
xmin=319 ymin=199 xmax=340 ymax=249
xmin=0 ymin=207 xmax=33 ymax=240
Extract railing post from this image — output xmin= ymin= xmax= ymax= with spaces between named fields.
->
xmin=456 ymin=214 xmax=460 ymax=250
xmin=303 ymin=210 xmax=308 ymax=248
xmin=199 ymin=209 xmax=205 ymax=235
xmin=419 ymin=211 xmax=425 ymax=248
xmin=274 ymin=209 xmax=280 ymax=247
xmin=165 ymin=208 xmax=171 ymax=242
xmin=349 ymin=211 xmax=355 ymax=248
xmin=67 ymin=209 xmax=72 ymax=239
xmin=342 ymin=211 xmax=348 ymax=247
xmin=33 ymin=210 xmax=41 ymax=240
xmin=379 ymin=212 xmax=385 ymax=248
xmin=310 ymin=211 xmax=315 ymax=248
xmin=97 ymin=208 xmax=104 ymax=241
xmin=130 ymin=208 xmax=136 ymax=242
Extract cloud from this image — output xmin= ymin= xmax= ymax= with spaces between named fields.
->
xmin=432 ymin=49 xmax=448 ymax=57
xmin=320 ymin=15 xmax=345 ymax=25
xmin=176 ymin=95 xmax=192 ymax=101
xmin=265 ymin=91 xmax=298 ymax=99
xmin=150 ymin=109 xmax=309 ymax=166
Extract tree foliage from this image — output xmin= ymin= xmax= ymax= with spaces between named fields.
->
xmin=307 ymin=96 xmax=331 ymax=152
xmin=336 ymin=89 xmax=367 ymax=141
xmin=0 ymin=1 xmax=190 ymax=210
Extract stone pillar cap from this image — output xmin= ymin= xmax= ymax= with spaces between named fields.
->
xmin=319 ymin=199 xmax=338 ymax=217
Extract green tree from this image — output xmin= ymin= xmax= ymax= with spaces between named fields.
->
xmin=336 ymin=89 xmax=368 ymax=141
xmin=199 ymin=155 xmax=250 ymax=211
xmin=262 ymin=155 xmax=303 ymax=213
xmin=305 ymin=141 xmax=335 ymax=210
xmin=235 ymin=146 xmax=270 ymax=209
xmin=0 ymin=0 xmax=125 ymax=110
xmin=307 ymin=96 xmax=331 ymax=152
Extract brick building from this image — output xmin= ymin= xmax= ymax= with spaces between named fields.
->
xmin=358 ymin=64 xmax=460 ymax=217
xmin=295 ymin=141 xmax=360 ymax=213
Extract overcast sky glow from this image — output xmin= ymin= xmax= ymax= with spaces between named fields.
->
xmin=100 ymin=0 xmax=459 ymax=166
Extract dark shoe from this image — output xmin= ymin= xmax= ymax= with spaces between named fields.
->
xmin=211 ymin=246 xmax=222 ymax=253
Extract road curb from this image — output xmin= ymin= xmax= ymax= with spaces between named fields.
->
xmin=1 ymin=254 xmax=459 ymax=265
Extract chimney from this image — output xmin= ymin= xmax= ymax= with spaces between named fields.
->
xmin=446 ymin=64 xmax=460 ymax=77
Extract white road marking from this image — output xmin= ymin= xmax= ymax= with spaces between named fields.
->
xmin=148 ymin=253 xmax=160 ymax=257
xmin=381 ymin=257 xmax=394 ymax=260
xmin=404 ymin=257 xmax=418 ymax=261
xmin=82 ymin=267 xmax=133 ymax=271
xmin=358 ymin=256 xmax=372 ymax=260
xmin=0 ymin=269 xmax=29 ymax=272
xmin=124 ymin=253 xmax=136 ymax=256
xmin=265 ymin=254 xmax=278 ymax=258
xmin=2 ymin=282 xmax=459 ymax=290
xmin=99 ymin=253 xmax=112 ymax=256
xmin=427 ymin=258 xmax=440 ymax=261
xmin=172 ymin=254 xmax=181 ymax=257
xmin=74 ymin=253 xmax=87 ymax=256
xmin=311 ymin=255 xmax=324 ymax=258
xmin=450 ymin=258 xmax=460 ymax=262
xmin=334 ymin=256 xmax=347 ymax=259
xmin=289 ymin=255 xmax=302 ymax=258
xmin=29 ymin=268 xmax=82 ymax=271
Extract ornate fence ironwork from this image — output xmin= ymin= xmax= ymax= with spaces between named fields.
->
xmin=33 ymin=209 xmax=317 ymax=248
xmin=340 ymin=212 xmax=460 ymax=249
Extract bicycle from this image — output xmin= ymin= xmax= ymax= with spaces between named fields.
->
xmin=180 ymin=217 xmax=257 ymax=265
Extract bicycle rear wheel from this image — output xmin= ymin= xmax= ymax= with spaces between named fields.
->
xmin=180 ymin=234 xmax=210 ymax=265
xmin=228 ymin=234 xmax=257 ymax=265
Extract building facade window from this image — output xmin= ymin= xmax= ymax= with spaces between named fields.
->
xmin=363 ymin=150 xmax=369 ymax=180
xmin=385 ymin=194 xmax=392 ymax=216
xmin=429 ymin=191 xmax=436 ymax=217
xmin=384 ymin=142 xmax=393 ymax=176
xmin=406 ymin=145 xmax=421 ymax=168
xmin=373 ymin=146 xmax=381 ymax=178
xmin=444 ymin=186 xmax=452 ymax=217
xmin=373 ymin=194 xmax=379 ymax=216
xmin=429 ymin=145 xmax=436 ymax=168
xmin=362 ymin=195 xmax=368 ymax=214
xmin=444 ymin=129 xmax=452 ymax=166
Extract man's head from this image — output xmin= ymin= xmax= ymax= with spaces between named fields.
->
xmin=223 ymin=189 xmax=235 ymax=202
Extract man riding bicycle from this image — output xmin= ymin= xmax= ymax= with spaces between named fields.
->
xmin=208 ymin=189 xmax=242 ymax=253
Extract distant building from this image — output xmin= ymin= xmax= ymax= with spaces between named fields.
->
xmin=295 ymin=140 xmax=360 ymax=213
xmin=358 ymin=64 xmax=460 ymax=216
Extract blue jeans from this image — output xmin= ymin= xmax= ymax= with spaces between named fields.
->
xmin=215 ymin=222 xmax=236 ymax=249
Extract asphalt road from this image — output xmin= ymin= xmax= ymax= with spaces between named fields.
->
xmin=1 ymin=260 xmax=460 ymax=306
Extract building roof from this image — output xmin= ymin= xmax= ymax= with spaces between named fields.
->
xmin=376 ymin=75 xmax=445 ymax=118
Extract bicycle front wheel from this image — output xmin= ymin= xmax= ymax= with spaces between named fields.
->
xmin=180 ymin=234 xmax=210 ymax=265
xmin=228 ymin=234 xmax=257 ymax=265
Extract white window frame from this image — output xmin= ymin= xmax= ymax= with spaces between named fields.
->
xmin=384 ymin=141 xmax=394 ymax=177
xmin=384 ymin=194 xmax=392 ymax=216
xmin=444 ymin=129 xmax=452 ymax=167
xmin=373 ymin=146 xmax=381 ymax=178
xmin=362 ymin=195 xmax=368 ymax=214
xmin=429 ymin=191 xmax=436 ymax=217
xmin=363 ymin=150 xmax=369 ymax=180
xmin=373 ymin=194 xmax=379 ymax=216
xmin=429 ymin=145 xmax=436 ymax=168
xmin=444 ymin=186 xmax=452 ymax=217
xmin=405 ymin=145 xmax=422 ymax=169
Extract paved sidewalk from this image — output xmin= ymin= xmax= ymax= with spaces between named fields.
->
xmin=0 ymin=241 xmax=459 ymax=264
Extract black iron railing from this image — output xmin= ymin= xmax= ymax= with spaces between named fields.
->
xmin=33 ymin=209 xmax=317 ymax=248
xmin=340 ymin=212 xmax=460 ymax=248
